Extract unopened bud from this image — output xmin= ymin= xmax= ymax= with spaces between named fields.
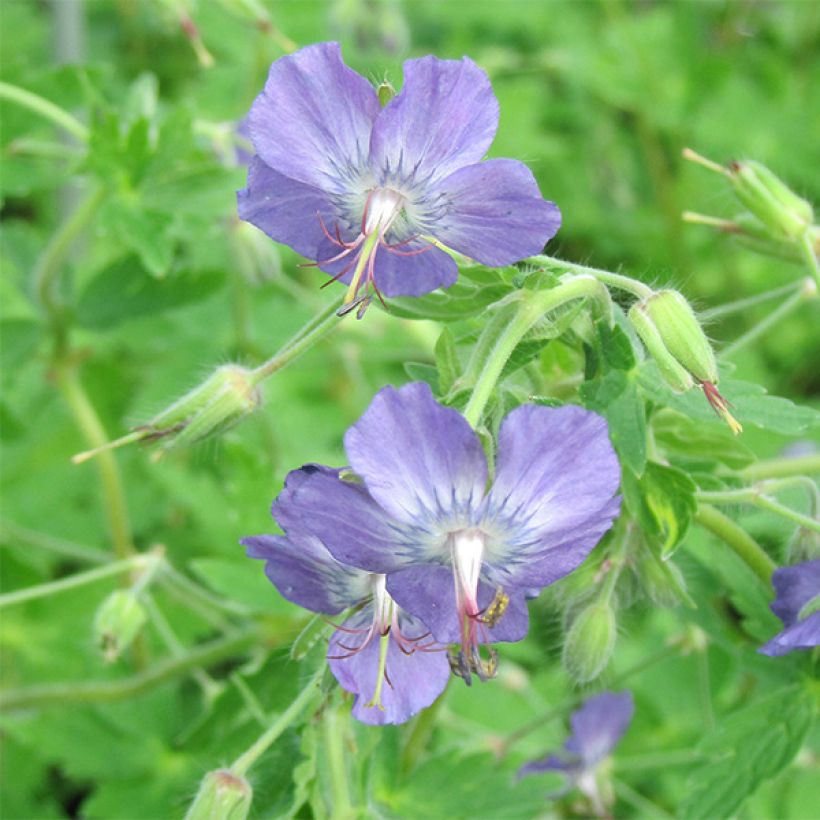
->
xmin=635 ymin=548 xmax=694 ymax=608
xmin=377 ymin=79 xmax=396 ymax=107
xmin=729 ymin=160 xmax=813 ymax=239
xmin=94 ymin=589 xmax=148 ymax=662
xmin=628 ymin=301 xmax=694 ymax=393
xmin=185 ymin=769 xmax=252 ymax=820
xmin=563 ymin=601 xmax=616 ymax=683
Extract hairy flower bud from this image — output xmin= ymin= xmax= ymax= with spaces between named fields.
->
xmin=185 ymin=769 xmax=252 ymax=820
xmin=634 ymin=548 xmax=693 ymax=608
xmin=563 ymin=601 xmax=616 ymax=683
xmin=628 ymin=302 xmax=694 ymax=393
xmin=729 ymin=160 xmax=814 ymax=239
xmin=145 ymin=364 xmax=262 ymax=451
xmin=94 ymin=589 xmax=148 ymax=663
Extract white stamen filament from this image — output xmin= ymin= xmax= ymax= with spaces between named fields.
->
xmin=451 ymin=529 xmax=486 ymax=615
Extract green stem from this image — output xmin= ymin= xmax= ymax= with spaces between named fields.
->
xmin=161 ymin=565 xmax=253 ymax=617
xmin=55 ymin=364 xmax=134 ymax=560
xmin=700 ymin=280 xmax=804 ymax=320
xmin=1 ymin=627 xmax=259 ymax=711
xmin=322 ymin=704 xmax=356 ymax=819
xmin=34 ymin=184 xmax=106 ymax=344
xmin=719 ymin=281 xmax=813 ymax=359
xmin=799 ymin=229 xmax=820 ymax=287
xmin=0 ymin=519 xmax=110 ymax=565
xmin=229 ymin=665 xmax=324 ymax=777
xmin=613 ymin=777 xmax=674 ymax=820
xmin=462 ymin=276 xmax=604 ymax=427
xmin=0 ymin=80 xmax=89 ymax=141
xmin=0 ymin=555 xmax=149 ymax=608
xmin=742 ymin=453 xmax=820 ymax=481
xmin=530 ymin=254 xmax=654 ymax=299
xmin=400 ymin=682 xmax=449 ymax=775
xmin=694 ymin=504 xmax=776 ymax=585
xmin=249 ymin=296 xmax=343 ymax=384
xmin=697 ymin=489 xmax=820 ymax=533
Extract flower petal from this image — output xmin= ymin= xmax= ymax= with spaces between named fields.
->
xmin=426 ymin=159 xmax=561 ymax=265
xmin=344 ymin=382 xmax=488 ymax=526
xmin=386 ymin=565 xmax=529 ymax=644
xmin=249 ymin=42 xmax=379 ymax=191
xmin=272 ymin=465 xmax=406 ymax=574
xmin=314 ymin=235 xmax=459 ymax=298
xmin=238 ymin=157 xmax=341 ymax=259
xmin=769 ymin=559 xmax=820 ymax=627
xmin=565 ymin=691 xmax=634 ymax=766
xmin=760 ymin=610 xmax=820 ymax=656
xmin=328 ymin=610 xmax=450 ymax=725
xmin=242 ymin=532 xmax=369 ymax=615
xmin=485 ymin=405 xmax=621 ymax=588
xmin=369 ymin=55 xmax=499 ymax=187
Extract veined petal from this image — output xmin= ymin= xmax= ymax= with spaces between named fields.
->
xmin=249 ymin=42 xmax=379 ymax=191
xmin=369 ymin=55 xmax=499 ymax=187
xmin=386 ymin=565 xmax=530 ymax=644
xmin=344 ymin=383 xmax=488 ymax=526
xmin=242 ymin=532 xmax=369 ymax=615
xmin=238 ymin=158 xmax=341 ymax=259
xmin=272 ymin=465 xmax=406 ymax=574
xmin=760 ymin=610 xmax=820 ymax=656
xmin=425 ymin=159 xmax=561 ymax=265
xmin=485 ymin=405 xmax=621 ymax=588
xmin=328 ymin=610 xmax=450 ymax=725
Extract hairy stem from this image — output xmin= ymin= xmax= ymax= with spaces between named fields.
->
xmin=530 ymin=254 xmax=654 ymax=299
xmin=698 ymin=488 xmax=820 ymax=533
xmin=229 ymin=665 xmax=324 ymax=777
xmin=1 ymin=627 xmax=260 ymax=711
xmin=694 ymin=504 xmax=776 ymax=585
xmin=742 ymin=454 xmax=820 ymax=481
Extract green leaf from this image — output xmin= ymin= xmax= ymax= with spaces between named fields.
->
xmin=100 ymin=199 xmax=174 ymax=278
xmin=403 ymin=362 xmax=438 ymax=392
xmin=623 ymin=461 xmax=697 ymax=556
xmin=680 ymin=686 xmax=816 ymax=820
xmin=74 ymin=256 xmax=224 ymax=329
xmin=388 ymin=278 xmax=510 ymax=321
xmin=434 ymin=327 xmax=460 ymax=395
xmin=581 ymin=370 xmax=647 ymax=476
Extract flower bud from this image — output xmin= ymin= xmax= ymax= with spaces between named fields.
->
xmin=145 ymin=364 xmax=262 ymax=451
xmin=628 ymin=302 xmax=694 ymax=393
xmin=729 ymin=160 xmax=814 ymax=239
xmin=377 ymin=79 xmax=396 ymax=107
xmin=634 ymin=548 xmax=694 ymax=608
xmin=185 ymin=769 xmax=252 ymax=820
xmin=563 ymin=601 xmax=616 ymax=683
xmin=94 ymin=589 xmax=148 ymax=663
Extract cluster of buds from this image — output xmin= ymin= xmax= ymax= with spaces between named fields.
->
xmin=629 ymin=289 xmax=742 ymax=434
xmin=682 ymin=148 xmax=819 ymax=280
xmin=73 ymin=364 xmax=262 ymax=464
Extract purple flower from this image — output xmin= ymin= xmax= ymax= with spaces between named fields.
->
xmin=270 ymin=382 xmax=621 ymax=683
xmin=238 ymin=42 xmax=560 ymax=314
xmin=243 ymin=466 xmax=449 ymax=725
xmin=759 ymin=559 xmax=820 ymax=656
xmin=519 ymin=691 xmax=634 ymax=813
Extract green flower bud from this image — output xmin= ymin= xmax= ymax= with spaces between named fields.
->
xmin=628 ymin=302 xmax=694 ymax=393
xmin=634 ymin=547 xmax=694 ymax=608
xmin=94 ymin=589 xmax=148 ymax=663
xmin=185 ymin=769 xmax=252 ymax=820
xmin=377 ymin=79 xmax=396 ymax=107
xmin=729 ymin=160 xmax=814 ymax=239
xmin=562 ymin=601 xmax=616 ymax=683
xmin=145 ymin=364 xmax=262 ymax=451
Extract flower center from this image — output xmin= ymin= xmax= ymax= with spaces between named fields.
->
xmin=363 ymin=187 xmax=404 ymax=236
xmin=451 ymin=528 xmax=485 ymax=617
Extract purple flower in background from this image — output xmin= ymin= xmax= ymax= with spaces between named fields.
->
xmin=271 ymin=382 xmax=620 ymax=683
xmin=759 ymin=559 xmax=820 ymax=656
xmin=243 ymin=466 xmax=449 ymax=725
xmin=238 ymin=42 xmax=560 ymax=315
xmin=519 ymin=691 xmax=634 ymax=815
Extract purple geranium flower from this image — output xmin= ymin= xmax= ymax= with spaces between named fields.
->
xmin=243 ymin=466 xmax=450 ymax=725
xmin=759 ymin=558 xmax=820 ymax=656
xmin=238 ymin=42 xmax=560 ymax=314
xmin=519 ymin=691 xmax=634 ymax=814
xmin=270 ymin=382 xmax=621 ymax=682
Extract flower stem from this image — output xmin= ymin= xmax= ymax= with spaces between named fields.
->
xmin=462 ymin=275 xmax=604 ymax=428
xmin=799 ymin=229 xmax=820 ymax=287
xmin=249 ymin=296 xmax=343 ymax=384
xmin=612 ymin=777 xmax=674 ymax=820
xmin=700 ymin=280 xmax=804 ymax=320
xmin=694 ymin=504 xmax=776 ymax=585
xmin=741 ymin=453 xmax=820 ymax=481
xmin=0 ymin=555 xmax=150 ymax=608
xmin=697 ymin=489 xmax=820 ymax=533
xmin=322 ymin=704 xmax=356 ymax=819
xmin=0 ymin=626 xmax=260 ymax=711
xmin=719 ymin=278 xmax=815 ymax=360
xmin=0 ymin=519 xmax=110 ymax=565
xmin=530 ymin=254 xmax=654 ymax=299
xmin=54 ymin=363 xmax=134 ymax=560
xmin=0 ymin=80 xmax=89 ymax=141
xmin=229 ymin=665 xmax=324 ymax=777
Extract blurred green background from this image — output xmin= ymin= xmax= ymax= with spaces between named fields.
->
xmin=1 ymin=1 xmax=818 ymax=818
